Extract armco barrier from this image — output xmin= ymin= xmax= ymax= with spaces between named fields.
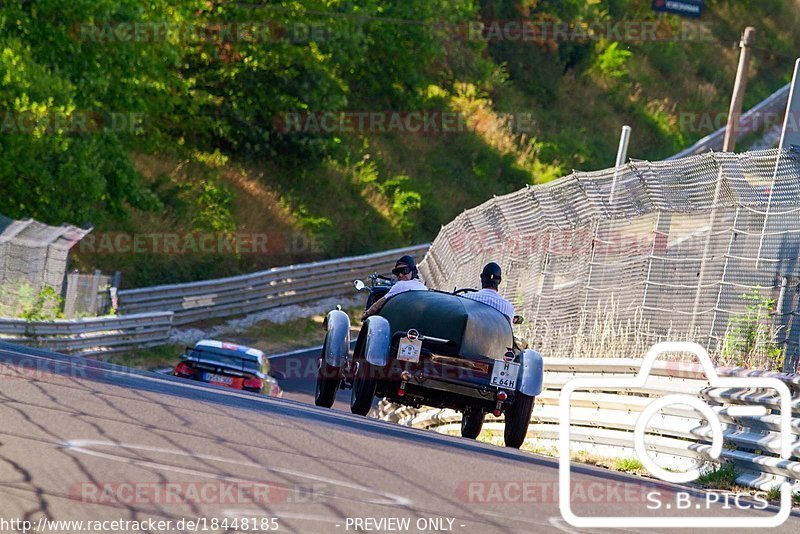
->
xmin=379 ymin=358 xmax=800 ymax=492
xmin=118 ymin=244 xmax=430 ymax=325
xmin=0 ymin=244 xmax=428 ymax=356
xmin=0 ymin=312 xmax=174 ymax=357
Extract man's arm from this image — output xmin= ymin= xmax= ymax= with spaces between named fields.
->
xmin=362 ymin=281 xmax=408 ymax=320
xmin=361 ymin=296 xmax=387 ymax=320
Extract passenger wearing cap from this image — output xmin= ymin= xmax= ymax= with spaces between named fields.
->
xmin=362 ymin=255 xmax=427 ymax=320
xmin=462 ymin=262 xmax=514 ymax=323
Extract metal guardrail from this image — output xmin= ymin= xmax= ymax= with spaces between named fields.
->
xmin=0 ymin=244 xmax=429 ymax=355
xmin=0 ymin=312 xmax=174 ymax=357
xmin=667 ymin=83 xmax=791 ymax=160
xmin=379 ymin=358 xmax=800 ymax=492
xmin=118 ymin=244 xmax=430 ymax=325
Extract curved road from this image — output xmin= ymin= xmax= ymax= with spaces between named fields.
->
xmin=0 ymin=341 xmax=796 ymax=533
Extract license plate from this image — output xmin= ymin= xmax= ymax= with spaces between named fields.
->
xmin=490 ymin=360 xmax=519 ymax=389
xmin=204 ymin=372 xmax=233 ymax=385
xmin=397 ymin=336 xmax=422 ymax=363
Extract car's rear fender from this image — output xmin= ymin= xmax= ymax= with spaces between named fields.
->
xmin=362 ymin=315 xmax=392 ymax=367
xmin=323 ymin=309 xmax=351 ymax=368
xmin=517 ymin=349 xmax=544 ymax=396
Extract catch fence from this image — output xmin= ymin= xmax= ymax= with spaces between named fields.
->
xmin=420 ymin=148 xmax=800 ymax=372
xmin=0 ymin=216 xmax=91 ymax=316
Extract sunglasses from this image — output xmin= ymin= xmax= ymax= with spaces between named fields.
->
xmin=392 ymin=265 xmax=412 ymax=276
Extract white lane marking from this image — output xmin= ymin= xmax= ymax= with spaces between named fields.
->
xmin=64 ymin=439 xmax=411 ymax=507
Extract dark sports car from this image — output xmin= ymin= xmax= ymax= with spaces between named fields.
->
xmin=173 ymin=340 xmax=283 ymax=398
xmin=314 ymin=277 xmax=543 ymax=448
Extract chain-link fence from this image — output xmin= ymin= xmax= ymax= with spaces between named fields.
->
xmin=62 ymin=270 xmax=117 ymax=318
xmin=420 ymin=148 xmax=800 ymax=372
xmin=0 ymin=215 xmax=92 ymax=316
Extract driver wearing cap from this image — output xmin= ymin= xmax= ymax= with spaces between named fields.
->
xmin=462 ymin=262 xmax=514 ymax=323
xmin=362 ymin=255 xmax=427 ymax=320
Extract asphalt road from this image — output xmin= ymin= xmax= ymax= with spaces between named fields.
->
xmin=1 ymin=341 xmax=797 ymax=534
xmin=267 ymin=345 xmax=355 ymax=409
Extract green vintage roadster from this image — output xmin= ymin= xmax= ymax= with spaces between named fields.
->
xmin=315 ymin=275 xmax=543 ymax=448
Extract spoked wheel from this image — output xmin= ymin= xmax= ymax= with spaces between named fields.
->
xmin=504 ymin=392 xmax=534 ymax=448
xmin=460 ymin=407 xmax=484 ymax=439
xmin=315 ymin=338 xmax=340 ymax=408
xmin=350 ymin=359 xmax=378 ymax=416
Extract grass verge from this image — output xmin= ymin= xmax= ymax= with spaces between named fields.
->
xmin=108 ymin=306 xmax=362 ymax=371
xmin=695 ymin=463 xmax=738 ymax=490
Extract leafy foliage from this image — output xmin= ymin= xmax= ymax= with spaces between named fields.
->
xmin=696 ymin=463 xmax=738 ymax=490
xmin=719 ymin=288 xmax=784 ymax=370
xmin=0 ymin=283 xmax=64 ymax=320
xmin=2 ymin=0 xmax=800 ymax=284
xmin=595 ymin=42 xmax=632 ymax=80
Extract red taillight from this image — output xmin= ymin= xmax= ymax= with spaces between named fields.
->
xmin=243 ymin=377 xmax=263 ymax=392
xmin=174 ymin=362 xmax=194 ymax=377
xmin=493 ymin=409 xmax=502 ymax=417
xmin=497 ymin=391 xmax=508 ymax=401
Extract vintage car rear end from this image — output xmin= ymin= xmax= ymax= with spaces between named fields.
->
xmin=316 ymin=289 xmax=543 ymax=448
xmin=375 ymin=291 xmax=516 ymax=411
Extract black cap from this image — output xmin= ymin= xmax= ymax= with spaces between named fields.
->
xmin=395 ymin=255 xmax=419 ymax=278
xmin=480 ymin=262 xmax=502 ymax=288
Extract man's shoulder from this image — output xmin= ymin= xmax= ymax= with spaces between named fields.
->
xmin=386 ymin=279 xmax=427 ymax=296
xmin=477 ymin=288 xmax=506 ymax=300
xmin=480 ymin=289 xmax=513 ymax=309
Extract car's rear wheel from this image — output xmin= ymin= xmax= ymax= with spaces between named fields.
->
xmin=350 ymin=360 xmax=377 ymax=416
xmin=504 ymin=392 xmax=534 ymax=448
xmin=315 ymin=337 xmax=340 ymax=408
xmin=460 ymin=407 xmax=484 ymax=439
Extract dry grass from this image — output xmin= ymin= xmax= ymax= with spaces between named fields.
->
xmin=131 ymin=152 xmax=306 ymax=238
xmin=449 ymin=83 xmax=561 ymax=182
xmin=522 ymin=297 xmax=786 ymax=371
xmin=524 ymin=299 xmax=697 ymax=360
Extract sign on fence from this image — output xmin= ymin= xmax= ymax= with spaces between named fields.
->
xmin=652 ymin=0 xmax=703 ymax=18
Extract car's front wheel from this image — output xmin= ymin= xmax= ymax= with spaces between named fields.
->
xmin=504 ymin=392 xmax=534 ymax=448
xmin=460 ymin=407 xmax=484 ymax=439
xmin=350 ymin=360 xmax=378 ymax=416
